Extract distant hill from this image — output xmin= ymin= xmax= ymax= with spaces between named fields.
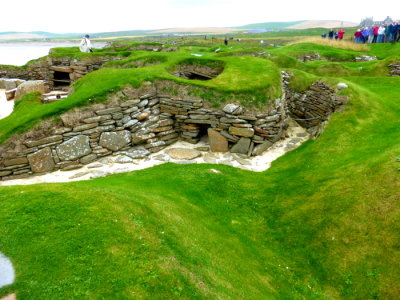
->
xmin=288 ymin=20 xmax=358 ymax=29
xmin=0 ymin=20 xmax=360 ymax=41
xmin=236 ymin=21 xmax=305 ymax=30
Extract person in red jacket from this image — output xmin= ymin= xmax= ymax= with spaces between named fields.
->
xmin=354 ymin=29 xmax=363 ymax=43
xmin=372 ymin=25 xmax=380 ymax=43
xmin=338 ymin=29 xmax=346 ymax=40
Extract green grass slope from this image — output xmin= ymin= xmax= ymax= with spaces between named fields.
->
xmin=1 ymin=41 xmax=400 ymax=299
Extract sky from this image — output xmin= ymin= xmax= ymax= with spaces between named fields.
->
xmin=1 ymin=0 xmax=398 ymax=33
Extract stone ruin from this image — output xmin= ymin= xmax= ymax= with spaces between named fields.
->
xmin=0 ymin=55 xmax=121 ymax=102
xmin=0 ymin=73 xmax=347 ymax=181
xmin=388 ymin=63 xmax=400 ymax=76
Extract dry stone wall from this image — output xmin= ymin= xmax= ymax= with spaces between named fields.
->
xmin=388 ymin=63 xmax=400 ymax=76
xmin=0 ymin=56 xmax=120 ymax=90
xmin=282 ymin=71 xmax=346 ymax=137
xmin=0 ymin=75 xmax=346 ymax=181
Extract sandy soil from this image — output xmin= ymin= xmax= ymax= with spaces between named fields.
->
xmin=288 ymin=20 xmax=358 ymax=29
xmin=0 ymin=120 xmax=309 ymax=186
xmin=0 ymin=90 xmax=14 ymax=120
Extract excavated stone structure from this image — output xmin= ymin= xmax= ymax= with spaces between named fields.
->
xmin=0 ymin=72 xmax=347 ymax=181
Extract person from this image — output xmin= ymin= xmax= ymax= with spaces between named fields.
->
xmin=337 ymin=29 xmax=345 ymax=40
xmin=377 ymin=25 xmax=385 ymax=43
xmin=389 ymin=21 xmax=398 ymax=43
xmin=224 ymin=38 xmax=228 ymax=46
xmin=384 ymin=24 xmax=391 ymax=43
xmin=367 ymin=27 xmax=374 ymax=43
xmin=372 ymin=25 xmax=379 ymax=43
xmin=361 ymin=27 xmax=369 ymax=43
xmin=321 ymin=33 xmax=327 ymax=38
xmin=328 ymin=29 xmax=334 ymax=39
xmin=354 ymin=29 xmax=362 ymax=43
xmin=80 ymin=35 xmax=93 ymax=53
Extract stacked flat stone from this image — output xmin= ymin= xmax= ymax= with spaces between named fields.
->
xmin=0 ymin=75 xmax=347 ymax=181
xmin=283 ymin=72 xmax=345 ymax=135
xmin=0 ymin=56 xmax=122 ymax=90
xmin=388 ymin=64 xmax=400 ymax=76
xmin=297 ymin=53 xmax=321 ymax=62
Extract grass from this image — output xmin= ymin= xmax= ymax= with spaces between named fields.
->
xmin=289 ymin=36 xmax=369 ymax=52
xmin=1 ymin=36 xmax=400 ymax=299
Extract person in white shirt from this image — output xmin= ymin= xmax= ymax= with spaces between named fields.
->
xmin=377 ymin=25 xmax=386 ymax=43
xmin=79 ymin=35 xmax=93 ymax=53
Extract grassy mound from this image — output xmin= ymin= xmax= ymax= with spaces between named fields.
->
xmin=1 ymin=39 xmax=400 ymax=299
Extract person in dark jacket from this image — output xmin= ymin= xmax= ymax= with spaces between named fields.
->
xmin=389 ymin=22 xmax=398 ymax=42
xmin=328 ymin=29 xmax=334 ymax=39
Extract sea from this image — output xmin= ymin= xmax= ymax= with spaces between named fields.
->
xmin=0 ymin=42 xmax=105 ymax=66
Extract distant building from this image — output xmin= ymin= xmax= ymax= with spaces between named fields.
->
xmin=360 ymin=16 xmax=394 ymax=27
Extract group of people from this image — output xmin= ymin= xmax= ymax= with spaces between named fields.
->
xmin=353 ymin=22 xmax=400 ymax=43
xmin=322 ymin=29 xmax=346 ymax=40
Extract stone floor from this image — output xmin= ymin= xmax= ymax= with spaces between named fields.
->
xmin=0 ymin=119 xmax=309 ymax=186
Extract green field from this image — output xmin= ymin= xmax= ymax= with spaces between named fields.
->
xmin=1 ymin=34 xmax=400 ymax=299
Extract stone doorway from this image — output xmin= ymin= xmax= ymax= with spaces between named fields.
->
xmin=52 ymin=71 xmax=71 ymax=87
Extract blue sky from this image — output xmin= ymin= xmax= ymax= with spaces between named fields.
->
xmin=0 ymin=0 xmax=397 ymax=33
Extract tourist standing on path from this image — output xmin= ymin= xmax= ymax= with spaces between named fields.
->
xmin=372 ymin=25 xmax=379 ymax=43
xmin=80 ymin=35 xmax=93 ymax=53
xmin=389 ymin=22 xmax=398 ymax=42
xmin=367 ymin=27 xmax=374 ymax=43
xmin=354 ymin=29 xmax=363 ymax=43
xmin=384 ymin=24 xmax=390 ymax=42
xmin=377 ymin=25 xmax=386 ymax=43
xmin=338 ymin=29 xmax=345 ymax=40
xmin=328 ymin=29 xmax=334 ymax=39
xmin=361 ymin=27 xmax=369 ymax=43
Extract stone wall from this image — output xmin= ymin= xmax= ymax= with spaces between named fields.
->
xmin=0 ymin=75 xmax=346 ymax=181
xmin=0 ymin=82 xmax=286 ymax=181
xmin=0 ymin=56 xmax=120 ymax=90
xmin=388 ymin=63 xmax=400 ymax=76
xmin=282 ymin=71 xmax=346 ymax=137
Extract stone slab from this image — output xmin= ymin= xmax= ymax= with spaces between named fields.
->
xmin=56 ymin=135 xmax=92 ymax=161
xmin=208 ymin=128 xmax=228 ymax=152
xmin=99 ymin=130 xmax=131 ymax=151
xmin=27 ymin=147 xmax=55 ymax=173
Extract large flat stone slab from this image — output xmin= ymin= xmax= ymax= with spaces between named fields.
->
xmin=230 ymin=137 xmax=251 ymax=154
xmin=56 ymin=135 xmax=92 ymax=161
xmin=229 ymin=126 xmax=254 ymax=138
xmin=208 ymin=128 xmax=228 ymax=152
xmin=165 ymin=148 xmax=201 ymax=160
xmin=28 ymin=147 xmax=55 ymax=173
xmin=99 ymin=130 xmax=131 ymax=151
